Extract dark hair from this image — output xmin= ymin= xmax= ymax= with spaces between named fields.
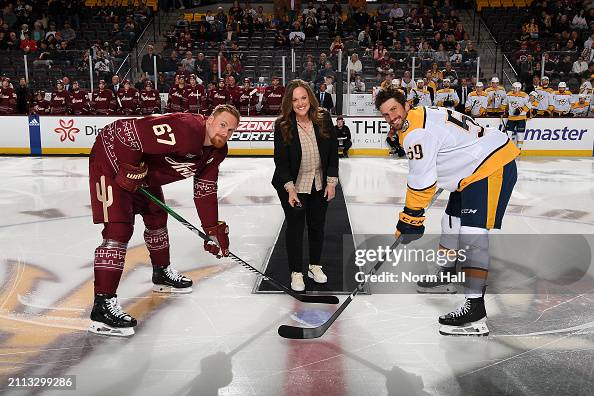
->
xmin=374 ymin=86 xmax=408 ymax=111
xmin=278 ymin=79 xmax=329 ymax=144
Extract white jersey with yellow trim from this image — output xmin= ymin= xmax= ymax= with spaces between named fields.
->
xmin=401 ymin=79 xmax=415 ymax=92
xmin=534 ymin=86 xmax=555 ymax=112
xmin=504 ymin=91 xmax=530 ymax=120
xmin=465 ymin=91 xmax=488 ymax=116
xmin=434 ymin=88 xmax=460 ymax=109
xmin=551 ymin=90 xmax=573 ymax=114
xmin=407 ymin=88 xmax=433 ymax=106
xmin=570 ymin=101 xmax=591 ymax=117
xmin=399 ymin=106 xmax=519 ymax=209
xmin=579 ymin=81 xmax=592 ymax=95
xmin=485 ymin=86 xmax=507 ymax=113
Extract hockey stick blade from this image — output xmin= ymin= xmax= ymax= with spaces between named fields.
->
xmin=290 ymin=293 xmax=339 ymax=304
xmin=138 ymin=187 xmax=338 ymax=305
xmin=278 ymin=291 xmax=356 ymax=339
xmin=278 ymin=188 xmax=445 ymax=339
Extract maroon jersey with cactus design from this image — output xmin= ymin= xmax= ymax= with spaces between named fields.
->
xmin=89 ymin=113 xmax=228 ymax=229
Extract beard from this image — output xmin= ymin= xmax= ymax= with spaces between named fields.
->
xmin=210 ymin=135 xmax=226 ymax=149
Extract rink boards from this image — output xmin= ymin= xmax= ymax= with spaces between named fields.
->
xmin=0 ymin=115 xmax=592 ymax=157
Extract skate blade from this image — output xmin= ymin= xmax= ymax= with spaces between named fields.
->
xmin=88 ymin=321 xmax=135 ymax=337
xmin=152 ymin=284 xmax=193 ymax=294
xmin=416 ymin=284 xmax=457 ymax=294
xmin=439 ymin=318 xmax=489 ymax=336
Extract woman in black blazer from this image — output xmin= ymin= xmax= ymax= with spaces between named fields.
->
xmin=272 ymin=79 xmax=339 ymax=291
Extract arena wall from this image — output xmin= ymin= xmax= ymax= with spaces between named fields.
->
xmin=0 ymin=115 xmax=592 ymax=157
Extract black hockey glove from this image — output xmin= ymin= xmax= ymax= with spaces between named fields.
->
xmin=396 ymin=207 xmax=425 ymax=245
xmin=513 ymin=108 xmax=521 ymax=116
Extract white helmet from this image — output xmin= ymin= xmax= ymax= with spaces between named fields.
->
xmin=391 ymin=78 xmax=401 ymax=87
xmin=578 ymin=93 xmax=587 ymax=99
xmin=416 ymin=79 xmax=424 ymax=85
xmin=475 ymin=81 xmax=484 ymax=88
xmin=558 ymin=81 xmax=567 ymax=89
xmin=443 ymin=78 xmax=451 ymax=85
xmin=491 ymin=76 xmax=499 ymax=83
xmin=512 ymin=82 xmax=522 ymax=91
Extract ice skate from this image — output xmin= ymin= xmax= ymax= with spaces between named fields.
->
xmin=89 ymin=294 xmax=137 ymax=337
xmin=152 ymin=266 xmax=193 ymax=293
xmin=438 ymin=297 xmax=489 ymax=336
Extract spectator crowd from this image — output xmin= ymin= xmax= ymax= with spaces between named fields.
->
xmin=0 ymin=0 xmax=592 ymax=117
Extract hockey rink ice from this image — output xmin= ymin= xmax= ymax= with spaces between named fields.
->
xmin=1 ymin=156 xmax=593 ymax=395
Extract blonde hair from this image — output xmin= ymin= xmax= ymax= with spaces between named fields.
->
xmin=211 ymin=104 xmax=240 ymax=123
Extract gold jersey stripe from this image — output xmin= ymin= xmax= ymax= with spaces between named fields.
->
xmin=457 ymin=140 xmax=519 ymax=191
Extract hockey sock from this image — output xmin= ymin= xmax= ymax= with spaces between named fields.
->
xmin=94 ymin=240 xmax=128 ymax=295
xmin=516 ymin=128 xmax=525 ymax=150
xmin=94 ymin=223 xmax=133 ymax=295
xmin=144 ymin=227 xmax=171 ymax=268
xmin=438 ymin=213 xmax=461 ymax=268
xmin=459 ymin=226 xmax=489 ymax=298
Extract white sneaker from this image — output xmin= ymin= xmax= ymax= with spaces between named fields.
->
xmin=291 ymin=272 xmax=305 ymax=291
xmin=308 ymin=265 xmax=327 ymax=284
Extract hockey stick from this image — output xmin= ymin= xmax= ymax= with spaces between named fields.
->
xmin=498 ymin=114 xmax=508 ymax=133
xmin=278 ymin=188 xmax=444 ymax=339
xmin=138 ymin=187 xmax=339 ymax=305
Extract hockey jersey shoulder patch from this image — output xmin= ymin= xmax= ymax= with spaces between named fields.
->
xmin=399 ymin=106 xmax=426 ymax=144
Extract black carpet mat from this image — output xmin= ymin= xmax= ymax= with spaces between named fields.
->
xmin=255 ymin=183 xmax=359 ymax=294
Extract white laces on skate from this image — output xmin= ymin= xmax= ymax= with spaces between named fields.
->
xmin=106 ymin=297 xmax=131 ymax=320
xmin=450 ymin=299 xmax=472 ymax=318
xmin=165 ymin=266 xmax=185 ymax=282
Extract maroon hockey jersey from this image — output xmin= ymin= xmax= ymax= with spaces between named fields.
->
xmin=226 ymin=85 xmax=242 ymax=108
xmin=263 ymin=85 xmax=285 ymax=115
xmin=239 ymin=87 xmax=260 ymax=116
xmin=92 ymin=89 xmax=117 ymax=115
xmin=139 ymin=88 xmax=161 ymax=114
xmin=117 ymin=87 xmax=140 ymax=115
xmin=207 ymin=87 xmax=229 ymax=115
xmin=167 ymin=85 xmax=188 ymax=112
xmin=91 ymin=114 xmax=228 ymax=227
xmin=50 ymin=90 xmax=71 ymax=115
xmin=0 ymin=87 xmax=17 ymax=114
xmin=70 ymin=90 xmax=90 ymax=115
xmin=186 ymin=83 xmax=206 ymax=114
xmin=30 ymin=98 xmax=51 ymax=115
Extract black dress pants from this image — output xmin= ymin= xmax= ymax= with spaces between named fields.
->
xmin=277 ymin=184 xmax=329 ymax=273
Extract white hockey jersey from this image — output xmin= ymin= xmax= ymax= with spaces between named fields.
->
xmin=579 ymin=81 xmax=592 ymax=95
xmin=534 ymin=86 xmax=554 ymax=113
xmin=504 ymin=91 xmax=530 ymax=120
xmin=551 ymin=90 xmax=573 ymax=114
xmin=399 ymin=106 xmax=520 ymax=210
xmin=485 ymin=86 xmax=506 ymax=113
xmin=401 ymin=79 xmax=415 ymax=92
xmin=408 ymin=88 xmax=433 ymax=106
xmin=434 ymin=88 xmax=459 ymax=109
xmin=465 ymin=91 xmax=488 ymax=116
xmin=570 ymin=101 xmax=590 ymax=117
